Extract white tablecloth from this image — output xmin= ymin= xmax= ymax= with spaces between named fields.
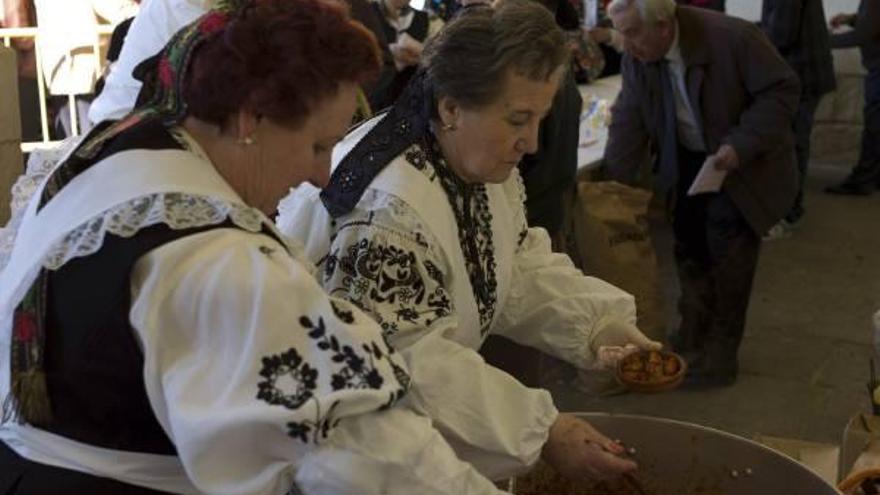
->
xmin=576 ymin=75 xmax=622 ymax=176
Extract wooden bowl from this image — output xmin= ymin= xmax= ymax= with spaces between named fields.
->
xmin=616 ymin=349 xmax=687 ymax=393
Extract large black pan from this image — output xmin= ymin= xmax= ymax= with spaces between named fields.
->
xmin=511 ymin=413 xmax=841 ymax=495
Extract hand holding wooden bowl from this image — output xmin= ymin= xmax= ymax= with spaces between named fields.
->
xmin=616 ymin=349 xmax=686 ymax=393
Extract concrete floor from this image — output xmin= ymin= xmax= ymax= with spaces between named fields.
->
xmin=542 ymin=161 xmax=880 ymax=446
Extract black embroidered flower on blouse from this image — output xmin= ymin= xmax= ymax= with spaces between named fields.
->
xmin=330 ymin=300 xmax=355 ymax=324
xmin=286 ymin=400 xmax=341 ymax=444
xmin=256 ymin=348 xmax=319 ymax=410
xmin=257 ymin=313 xmax=408 ymax=444
xmin=323 ymin=237 xmax=452 ymax=338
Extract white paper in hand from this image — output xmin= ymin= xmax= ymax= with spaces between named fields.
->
xmin=397 ymin=32 xmax=424 ymax=54
xmin=687 ymin=155 xmax=728 ymax=196
xmin=390 ymin=33 xmax=424 ymax=71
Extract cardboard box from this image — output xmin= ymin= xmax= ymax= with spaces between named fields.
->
xmin=840 ymin=413 xmax=880 ymax=483
xmin=755 ymin=434 xmax=840 ymax=487
xmin=0 ymin=45 xmax=23 ymax=225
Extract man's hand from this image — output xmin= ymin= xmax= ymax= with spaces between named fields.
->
xmin=711 ymin=144 xmax=740 ymax=171
xmin=389 ymin=44 xmax=421 ymax=70
xmin=542 ymin=414 xmax=637 ymax=483
xmin=829 ymin=13 xmax=856 ymax=29
xmin=588 ymin=27 xmax=613 ymax=44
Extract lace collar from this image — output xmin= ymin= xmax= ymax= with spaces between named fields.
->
xmin=0 ymin=126 xmax=282 ymax=274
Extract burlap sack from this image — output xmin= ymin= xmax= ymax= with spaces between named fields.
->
xmin=573 ymin=180 xmax=665 ymax=343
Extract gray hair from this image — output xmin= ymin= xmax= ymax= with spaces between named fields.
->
xmin=420 ymin=0 xmax=568 ymax=110
xmin=607 ymin=0 xmax=676 ymax=23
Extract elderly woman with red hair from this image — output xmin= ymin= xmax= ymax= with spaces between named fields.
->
xmin=0 ymin=1 xmax=508 ymax=494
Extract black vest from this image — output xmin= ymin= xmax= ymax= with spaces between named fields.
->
xmin=37 ymin=122 xmax=278 ymax=454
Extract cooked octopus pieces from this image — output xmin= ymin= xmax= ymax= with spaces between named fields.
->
xmin=620 ymin=351 xmax=680 ymax=384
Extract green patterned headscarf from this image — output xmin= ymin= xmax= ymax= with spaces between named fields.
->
xmin=75 ymin=0 xmax=248 ymax=161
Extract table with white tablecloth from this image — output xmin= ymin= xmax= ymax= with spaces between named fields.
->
xmin=576 ymin=74 xmax=621 ymax=178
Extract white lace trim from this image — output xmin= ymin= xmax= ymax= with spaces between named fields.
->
xmin=42 ymin=193 xmax=267 ymax=270
xmin=0 ymin=131 xmax=286 ymax=272
xmin=0 ymin=137 xmax=81 ymax=272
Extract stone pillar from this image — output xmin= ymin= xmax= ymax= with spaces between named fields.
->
xmin=0 ymin=46 xmax=23 ymax=225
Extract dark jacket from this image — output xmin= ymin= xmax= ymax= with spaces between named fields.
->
xmin=760 ymin=0 xmax=836 ymax=97
xmin=374 ymin=4 xmax=429 ymax=45
xmin=604 ymin=6 xmax=801 ymax=235
xmin=347 ymin=0 xmax=396 ymax=111
xmin=518 ymin=72 xmax=582 ymax=235
xmin=369 ymin=4 xmax=429 ymax=110
xmin=676 ymin=0 xmax=724 ymax=12
xmin=830 ymin=0 xmax=880 ymax=71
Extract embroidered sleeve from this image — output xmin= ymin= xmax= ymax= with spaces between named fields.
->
xmin=129 ymin=228 xmax=503 ymax=495
xmin=319 ymin=193 xmax=453 ymax=347
xmin=494 ymin=170 xmax=638 ymax=369
xmin=318 ymin=192 xmax=557 ymax=480
xmin=496 ymin=225 xmax=638 ymax=370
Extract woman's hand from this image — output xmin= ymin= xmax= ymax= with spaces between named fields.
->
xmin=592 ymin=320 xmax=662 ymax=353
xmin=589 ymin=321 xmax=661 ymax=370
xmin=541 ymin=413 xmax=637 ymax=483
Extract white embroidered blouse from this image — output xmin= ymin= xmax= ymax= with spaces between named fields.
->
xmin=277 ymin=115 xmax=638 ymax=480
xmin=0 ymin=130 xmax=507 ymax=495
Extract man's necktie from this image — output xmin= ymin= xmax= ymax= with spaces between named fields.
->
xmin=657 ymin=60 xmax=679 ymax=189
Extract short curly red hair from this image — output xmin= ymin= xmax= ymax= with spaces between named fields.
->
xmin=184 ymin=0 xmax=381 ymax=129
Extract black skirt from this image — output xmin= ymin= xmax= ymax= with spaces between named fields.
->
xmin=0 ymin=440 xmax=173 ymax=495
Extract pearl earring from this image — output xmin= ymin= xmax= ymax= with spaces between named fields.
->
xmin=238 ymin=136 xmax=256 ymax=146
xmin=442 ymin=122 xmax=457 ymax=132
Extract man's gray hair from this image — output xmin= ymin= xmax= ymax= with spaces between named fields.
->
xmin=607 ymin=0 xmax=676 ymax=23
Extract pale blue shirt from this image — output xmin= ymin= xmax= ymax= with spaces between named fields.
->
xmin=664 ymin=23 xmax=706 ymax=152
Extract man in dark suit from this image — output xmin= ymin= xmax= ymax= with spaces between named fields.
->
xmin=824 ymin=0 xmax=880 ymax=195
xmin=760 ymin=0 xmax=836 ymax=231
xmin=675 ymin=0 xmax=723 ymax=13
xmin=603 ymin=0 xmax=800 ymax=386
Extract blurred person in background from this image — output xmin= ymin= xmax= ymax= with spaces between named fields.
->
xmin=675 ymin=0 xmax=722 ymax=12
xmin=89 ymin=0 xmax=392 ymax=126
xmin=32 ymin=0 xmax=139 ymax=137
xmin=824 ymin=0 xmax=880 ymax=196
xmin=87 ymin=0 xmax=213 ymax=125
xmin=759 ymin=0 xmax=835 ymax=239
xmin=370 ymin=0 xmax=429 ymax=109
xmin=604 ymin=0 xmax=799 ymax=387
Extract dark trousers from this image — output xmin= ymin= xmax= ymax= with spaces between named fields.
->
xmin=788 ymin=93 xmax=821 ymax=223
xmin=847 ymin=68 xmax=880 ymax=184
xmin=0 ymin=440 xmax=171 ymax=495
xmin=669 ymin=145 xmax=761 ymax=378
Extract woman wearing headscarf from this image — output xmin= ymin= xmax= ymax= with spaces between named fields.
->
xmin=278 ymin=0 xmax=656 ymax=485
xmin=0 ymin=1 xmax=509 ymax=493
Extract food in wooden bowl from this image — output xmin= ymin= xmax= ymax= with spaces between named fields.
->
xmin=616 ymin=350 xmax=686 ymax=393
